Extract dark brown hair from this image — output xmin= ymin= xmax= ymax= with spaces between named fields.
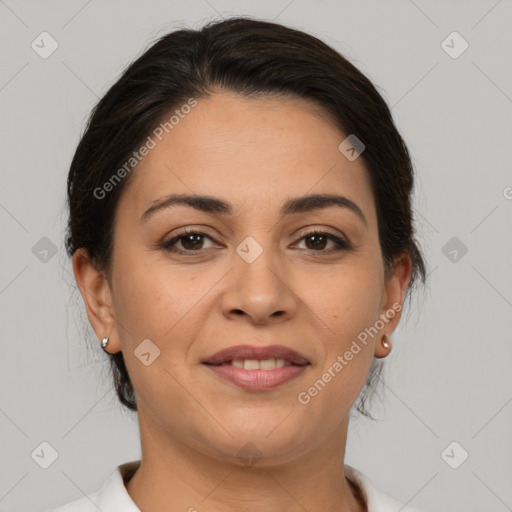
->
xmin=65 ymin=16 xmax=427 ymax=418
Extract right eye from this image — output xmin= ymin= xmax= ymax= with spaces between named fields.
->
xmin=160 ymin=229 xmax=217 ymax=255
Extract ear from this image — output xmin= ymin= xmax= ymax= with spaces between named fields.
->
xmin=72 ymin=248 xmax=121 ymax=353
xmin=374 ymin=251 xmax=412 ymax=358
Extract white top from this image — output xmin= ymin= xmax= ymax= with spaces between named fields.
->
xmin=47 ymin=460 xmax=424 ymax=512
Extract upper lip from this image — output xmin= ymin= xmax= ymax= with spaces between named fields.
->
xmin=202 ymin=344 xmax=310 ymax=365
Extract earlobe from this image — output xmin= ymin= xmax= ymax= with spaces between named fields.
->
xmin=72 ymin=248 xmax=120 ymax=353
xmin=374 ymin=333 xmax=392 ymax=359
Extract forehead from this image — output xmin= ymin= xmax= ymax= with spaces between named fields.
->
xmin=118 ymin=92 xmax=376 ymax=223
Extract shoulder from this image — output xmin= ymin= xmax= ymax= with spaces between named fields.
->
xmin=345 ymin=465 xmax=426 ymax=512
xmin=44 ymin=461 xmax=141 ymax=512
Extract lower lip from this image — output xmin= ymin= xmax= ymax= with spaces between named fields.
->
xmin=203 ymin=363 xmax=309 ymax=391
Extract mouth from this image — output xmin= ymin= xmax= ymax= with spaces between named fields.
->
xmin=204 ymin=358 xmax=305 ymax=370
xmin=202 ymin=344 xmax=310 ymax=366
xmin=201 ymin=344 xmax=311 ymax=391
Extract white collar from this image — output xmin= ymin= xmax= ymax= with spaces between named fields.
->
xmin=344 ymin=464 xmax=423 ymax=511
xmin=51 ymin=460 xmax=423 ymax=512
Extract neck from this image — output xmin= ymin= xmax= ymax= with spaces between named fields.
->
xmin=126 ymin=409 xmax=366 ymax=512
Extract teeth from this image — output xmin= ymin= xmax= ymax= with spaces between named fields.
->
xmin=244 ymin=359 xmax=260 ymax=370
xmin=259 ymin=358 xmax=276 ymax=370
xmin=230 ymin=358 xmax=287 ymax=370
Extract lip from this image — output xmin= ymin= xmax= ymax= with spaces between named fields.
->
xmin=202 ymin=344 xmax=310 ymax=365
xmin=201 ymin=344 xmax=310 ymax=391
xmin=204 ymin=364 xmax=309 ymax=391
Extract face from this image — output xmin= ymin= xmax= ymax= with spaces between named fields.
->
xmin=75 ymin=91 xmax=411 ymax=465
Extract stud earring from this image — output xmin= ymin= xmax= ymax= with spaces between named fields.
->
xmin=381 ymin=334 xmax=390 ymax=349
xmin=101 ymin=336 xmax=109 ymax=353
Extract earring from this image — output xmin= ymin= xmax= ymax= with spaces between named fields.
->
xmin=381 ymin=334 xmax=390 ymax=349
xmin=101 ymin=336 xmax=110 ymax=353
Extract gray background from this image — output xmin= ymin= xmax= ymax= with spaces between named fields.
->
xmin=1 ymin=1 xmax=511 ymax=511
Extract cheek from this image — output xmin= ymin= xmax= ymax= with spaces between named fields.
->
xmin=111 ymin=247 xmax=189 ymax=336
xmin=297 ymin=261 xmax=382 ymax=405
xmin=110 ymin=252 xmax=208 ymax=418
xmin=305 ymin=259 xmax=383 ymax=334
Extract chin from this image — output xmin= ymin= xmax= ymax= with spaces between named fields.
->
xmin=198 ymin=423 xmax=309 ymax=467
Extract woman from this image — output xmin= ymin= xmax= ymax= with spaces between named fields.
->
xmin=53 ymin=16 xmax=428 ymax=512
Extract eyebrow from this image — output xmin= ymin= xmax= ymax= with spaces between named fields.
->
xmin=140 ymin=193 xmax=367 ymax=226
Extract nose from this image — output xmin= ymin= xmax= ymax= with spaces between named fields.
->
xmin=220 ymin=241 xmax=298 ymax=325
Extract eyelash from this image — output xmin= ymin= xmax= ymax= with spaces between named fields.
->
xmin=160 ymin=227 xmax=351 ymax=256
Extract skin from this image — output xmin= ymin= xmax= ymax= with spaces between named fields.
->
xmin=73 ymin=91 xmax=412 ymax=512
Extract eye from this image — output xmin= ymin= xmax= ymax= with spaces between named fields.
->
xmin=160 ymin=229 xmax=216 ymax=255
xmin=160 ymin=228 xmax=351 ymax=256
xmin=294 ymin=229 xmax=350 ymax=253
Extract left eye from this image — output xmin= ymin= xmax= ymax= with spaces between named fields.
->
xmin=294 ymin=231 xmax=349 ymax=252
xmin=161 ymin=230 xmax=349 ymax=255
